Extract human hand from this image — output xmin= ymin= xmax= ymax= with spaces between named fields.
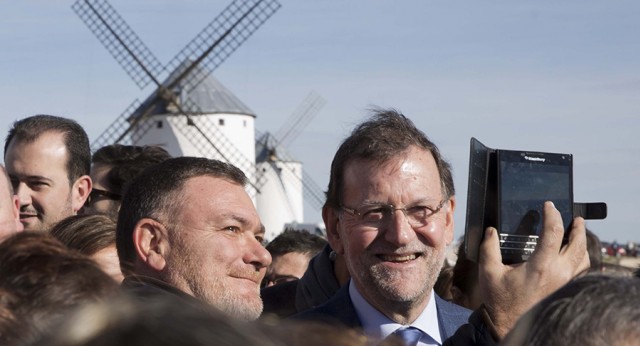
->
xmin=478 ymin=201 xmax=589 ymax=339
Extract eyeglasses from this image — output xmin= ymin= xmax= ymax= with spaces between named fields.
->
xmin=85 ymin=188 xmax=122 ymax=207
xmin=340 ymin=200 xmax=447 ymax=228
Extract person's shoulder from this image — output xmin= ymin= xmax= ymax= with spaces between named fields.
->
xmin=435 ymin=294 xmax=472 ymax=318
xmin=435 ymin=294 xmax=473 ymax=339
xmin=443 ymin=307 xmax=497 ymax=346
xmin=290 ymin=285 xmax=360 ymax=328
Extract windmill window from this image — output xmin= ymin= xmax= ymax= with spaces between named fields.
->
xmin=156 ymin=120 xmax=163 ymax=129
xmin=243 ymin=120 xmax=247 ymax=127
xmin=219 ymin=119 xmax=225 ymax=126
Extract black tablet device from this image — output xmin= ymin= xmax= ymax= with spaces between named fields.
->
xmin=497 ymin=148 xmax=573 ymax=263
xmin=464 ymin=138 xmax=574 ymax=264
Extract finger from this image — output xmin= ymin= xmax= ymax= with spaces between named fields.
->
xmin=530 ymin=201 xmax=564 ymax=263
xmin=577 ymin=249 xmax=590 ymax=275
xmin=561 ymin=216 xmax=585 ymax=256
xmin=560 ymin=216 xmax=590 ymax=274
xmin=479 ymin=227 xmax=503 ymax=269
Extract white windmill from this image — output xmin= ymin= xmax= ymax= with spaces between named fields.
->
xmin=73 ymin=0 xmax=326 ymax=240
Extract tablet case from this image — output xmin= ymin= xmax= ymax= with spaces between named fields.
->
xmin=464 ymin=137 xmax=607 ymax=263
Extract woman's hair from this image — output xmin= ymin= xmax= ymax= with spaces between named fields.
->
xmin=50 ymin=214 xmax=116 ymax=256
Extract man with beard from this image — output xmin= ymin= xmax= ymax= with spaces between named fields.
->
xmin=4 ymin=115 xmax=92 ymax=232
xmin=116 ymin=157 xmax=271 ymax=321
xmin=294 ymin=109 xmax=589 ymax=345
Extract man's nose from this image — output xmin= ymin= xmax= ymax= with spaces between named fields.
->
xmin=15 ymin=184 xmax=32 ymax=207
xmin=246 ymin=236 xmax=272 ymax=269
xmin=383 ymin=209 xmax=417 ymax=246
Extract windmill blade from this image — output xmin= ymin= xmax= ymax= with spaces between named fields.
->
xmin=165 ymin=0 xmax=281 ymax=93
xmin=301 ymin=170 xmax=325 ymax=211
xmin=72 ymin=0 xmax=165 ymax=89
xmin=275 ymin=91 xmax=326 ymax=148
xmin=254 ymin=91 xmax=325 ymax=204
xmin=91 ymin=99 xmax=144 ymax=151
xmin=75 ymin=0 xmax=279 ymax=194
xmin=166 ymin=97 xmax=266 ymax=191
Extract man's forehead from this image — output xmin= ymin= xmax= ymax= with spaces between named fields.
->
xmin=344 ymin=148 xmax=437 ymax=178
xmin=6 ymin=131 xmax=69 ymax=162
xmin=180 ymin=176 xmax=260 ymax=224
xmin=341 ymin=148 xmax=442 ymax=200
xmin=8 ymin=129 xmax=67 ymax=148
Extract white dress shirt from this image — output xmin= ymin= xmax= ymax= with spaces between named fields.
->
xmin=349 ymin=280 xmax=442 ymax=345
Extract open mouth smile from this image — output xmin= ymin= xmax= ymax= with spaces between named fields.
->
xmin=377 ymin=253 xmax=421 ymax=263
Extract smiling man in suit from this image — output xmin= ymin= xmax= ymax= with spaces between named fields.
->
xmin=296 ymin=110 xmax=468 ymax=344
xmin=294 ymin=109 xmax=589 ymax=345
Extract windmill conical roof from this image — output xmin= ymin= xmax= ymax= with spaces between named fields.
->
xmin=130 ymin=61 xmax=255 ymax=119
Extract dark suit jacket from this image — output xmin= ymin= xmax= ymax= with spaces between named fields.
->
xmin=293 ymin=284 xmax=471 ymax=341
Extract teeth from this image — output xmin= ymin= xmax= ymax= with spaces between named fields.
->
xmin=380 ymin=254 xmax=416 ymax=262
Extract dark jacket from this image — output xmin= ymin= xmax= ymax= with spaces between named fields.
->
xmin=261 ymin=244 xmax=342 ymax=318
xmin=293 ymin=284 xmax=473 ymax=341
xmin=121 ymin=275 xmax=204 ymax=309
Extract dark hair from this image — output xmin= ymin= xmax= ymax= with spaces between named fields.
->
xmin=0 ymin=232 xmax=117 ymax=345
xmin=324 ymin=108 xmax=454 ymax=209
xmin=505 ymin=275 xmax=640 ymax=346
xmin=116 ymin=157 xmax=248 ymax=272
xmin=49 ymin=214 xmax=116 ymax=256
xmin=265 ymin=229 xmax=327 ymax=258
xmin=4 ymin=115 xmax=91 ymax=183
xmin=92 ymin=144 xmax=172 ymax=195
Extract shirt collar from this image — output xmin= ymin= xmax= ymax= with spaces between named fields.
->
xmin=349 ymin=280 xmax=442 ymax=345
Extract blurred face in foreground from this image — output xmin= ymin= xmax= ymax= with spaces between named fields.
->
xmin=0 ymin=166 xmax=22 ymax=240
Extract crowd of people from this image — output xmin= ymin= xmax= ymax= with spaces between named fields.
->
xmin=0 ymin=112 xmax=638 ymax=345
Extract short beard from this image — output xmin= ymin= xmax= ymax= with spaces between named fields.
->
xmin=208 ymin=289 xmax=263 ymax=321
xmin=166 ymin=236 xmax=264 ymax=321
xmin=357 ymin=246 xmax=445 ymax=309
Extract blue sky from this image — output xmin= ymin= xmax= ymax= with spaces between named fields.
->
xmin=1 ymin=1 xmax=639 ymax=243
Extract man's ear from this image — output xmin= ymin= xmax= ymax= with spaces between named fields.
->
xmin=71 ymin=175 xmax=92 ymax=213
xmin=322 ymin=205 xmax=345 ymax=255
xmin=444 ymin=197 xmax=456 ymax=246
xmin=133 ymin=218 xmax=169 ymax=272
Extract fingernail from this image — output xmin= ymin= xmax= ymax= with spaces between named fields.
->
xmin=548 ymin=201 xmax=556 ymax=209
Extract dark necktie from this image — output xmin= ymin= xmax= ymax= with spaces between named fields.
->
xmin=389 ymin=326 xmax=423 ymax=346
